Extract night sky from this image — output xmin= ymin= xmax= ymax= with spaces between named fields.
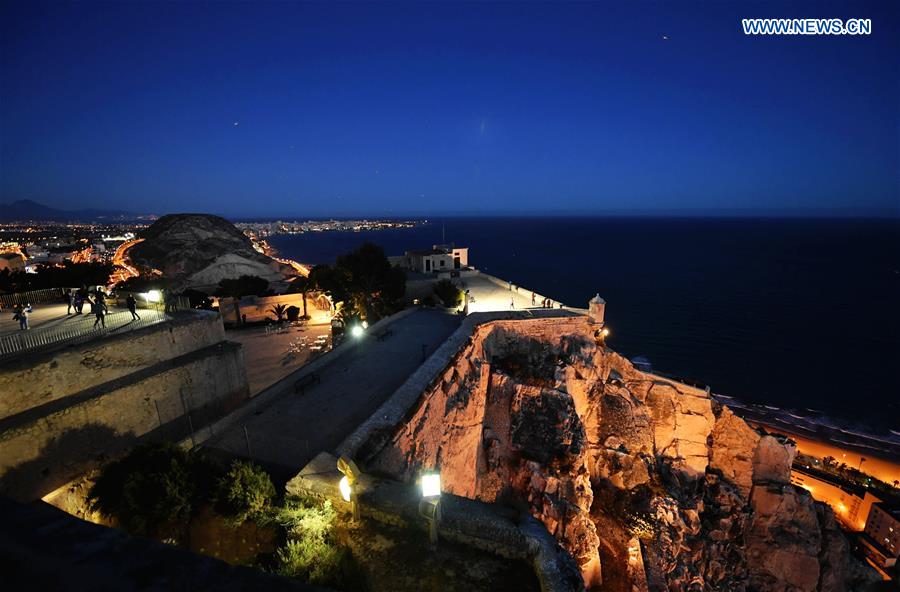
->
xmin=2 ymin=1 xmax=898 ymax=218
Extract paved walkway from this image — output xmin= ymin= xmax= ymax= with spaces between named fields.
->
xmin=0 ymin=303 xmax=171 ymax=360
xmin=205 ymin=308 xmax=461 ymax=474
xmin=458 ymin=273 xmax=563 ymax=313
xmin=226 ymin=322 xmax=334 ymax=396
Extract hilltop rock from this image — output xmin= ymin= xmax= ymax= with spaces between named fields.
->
xmin=364 ymin=316 xmax=859 ymax=592
xmin=130 ymin=214 xmax=294 ymax=290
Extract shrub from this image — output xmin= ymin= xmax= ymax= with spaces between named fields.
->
xmin=286 ymin=305 xmax=301 ymax=322
xmin=88 ymin=443 xmax=215 ymax=541
xmin=274 ymin=498 xmax=360 ymax=587
xmin=433 ymin=279 xmax=463 ymax=308
xmin=214 ymin=461 xmax=276 ymax=524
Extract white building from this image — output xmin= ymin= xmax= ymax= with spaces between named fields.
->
xmin=391 ymin=244 xmax=469 ymax=275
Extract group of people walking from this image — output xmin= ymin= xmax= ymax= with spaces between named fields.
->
xmin=63 ymin=288 xmax=125 ymax=328
xmin=8 ymin=288 xmax=144 ymax=332
xmin=529 ymin=291 xmax=557 ymax=309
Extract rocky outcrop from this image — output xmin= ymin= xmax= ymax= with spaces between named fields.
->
xmin=364 ymin=316 xmax=855 ymax=591
xmin=130 ymin=214 xmax=294 ymax=290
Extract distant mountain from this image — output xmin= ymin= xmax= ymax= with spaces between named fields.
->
xmin=0 ymin=199 xmax=147 ymax=222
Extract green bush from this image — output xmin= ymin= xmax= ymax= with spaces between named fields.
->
xmin=88 ymin=443 xmax=215 ymax=541
xmin=215 ymin=460 xmax=277 ymax=524
xmin=433 ymin=279 xmax=463 ymax=308
xmin=274 ymin=498 xmax=360 ymax=588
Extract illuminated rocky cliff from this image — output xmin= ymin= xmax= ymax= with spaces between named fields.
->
xmin=130 ymin=214 xmax=293 ymax=290
xmin=363 ymin=316 xmax=856 ymax=591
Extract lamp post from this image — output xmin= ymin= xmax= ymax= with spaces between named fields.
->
xmin=419 ymin=471 xmax=442 ymax=545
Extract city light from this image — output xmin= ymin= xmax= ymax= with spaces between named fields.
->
xmin=350 ymin=325 xmax=364 ymax=338
xmin=421 ymin=472 xmax=441 ymax=498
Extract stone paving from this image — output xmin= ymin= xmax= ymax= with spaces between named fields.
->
xmin=205 ymin=308 xmax=462 ymax=474
xmin=226 ymin=322 xmax=333 ymax=396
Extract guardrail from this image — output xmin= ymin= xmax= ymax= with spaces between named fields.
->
xmin=0 ymin=310 xmax=170 ymax=362
xmin=0 ymin=288 xmax=68 ymax=308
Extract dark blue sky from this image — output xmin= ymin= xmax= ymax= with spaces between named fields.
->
xmin=2 ymin=1 xmax=898 ymax=217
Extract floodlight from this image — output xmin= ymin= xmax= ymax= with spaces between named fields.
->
xmin=350 ymin=325 xmax=364 ymax=338
xmin=146 ymin=290 xmax=161 ymax=303
xmin=421 ymin=472 xmax=441 ymax=498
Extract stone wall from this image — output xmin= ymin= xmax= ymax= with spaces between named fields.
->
xmin=0 ymin=312 xmax=250 ymax=502
xmin=0 ymin=311 xmax=226 ymax=419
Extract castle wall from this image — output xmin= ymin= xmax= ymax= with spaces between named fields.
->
xmin=0 ymin=311 xmax=226 ymax=419
xmin=0 ymin=313 xmax=250 ymax=501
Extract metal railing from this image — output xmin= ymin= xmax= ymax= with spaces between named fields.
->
xmin=0 ymin=287 xmax=68 ymax=308
xmin=0 ymin=309 xmax=171 ymax=362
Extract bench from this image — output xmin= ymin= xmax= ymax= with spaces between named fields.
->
xmin=294 ymin=372 xmax=321 ymax=394
xmin=374 ymin=327 xmax=393 ymax=341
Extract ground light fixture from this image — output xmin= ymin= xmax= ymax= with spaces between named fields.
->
xmin=419 ymin=471 xmax=442 ymax=545
xmin=339 ymin=475 xmax=352 ymax=502
xmin=337 ymin=456 xmax=361 ymax=521
xmin=350 ymin=324 xmax=365 ymax=338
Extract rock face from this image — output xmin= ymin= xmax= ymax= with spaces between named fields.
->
xmin=130 ymin=214 xmax=293 ymax=290
xmin=364 ymin=316 xmax=853 ymax=591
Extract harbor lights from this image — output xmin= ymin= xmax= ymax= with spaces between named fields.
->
xmin=419 ymin=471 xmax=442 ymax=545
xmin=337 ymin=456 xmax=361 ymax=521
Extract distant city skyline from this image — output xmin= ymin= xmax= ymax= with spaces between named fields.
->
xmin=2 ymin=1 xmax=898 ymax=218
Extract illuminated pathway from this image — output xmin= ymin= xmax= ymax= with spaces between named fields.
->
xmin=204 ymin=309 xmax=461 ymax=478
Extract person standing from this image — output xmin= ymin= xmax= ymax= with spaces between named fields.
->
xmin=64 ymin=289 xmax=73 ymax=314
xmin=16 ymin=303 xmax=32 ymax=330
xmin=126 ymin=294 xmax=140 ymax=321
xmin=510 ymin=297 xmax=515 ymax=310
xmin=74 ymin=289 xmax=85 ymax=314
xmin=92 ymin=298 xmax=106 ymax=328
xmin=531 ymin=292 xmax=536 ymax=305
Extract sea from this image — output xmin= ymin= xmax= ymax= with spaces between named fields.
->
xmin=267 ymin=217 xmax=900 ymax=435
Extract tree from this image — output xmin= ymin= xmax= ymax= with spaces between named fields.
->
xmin=88 ymin=443 xmax=216 ymax=543
xmin=270 ymin=303 xmax=288 ymax=322
xmin=1 ymin=261 xmax=114 ymax=294
xmin=302 ymin=244 xmax=405 ymax=322
xmin=307 ymin=265 xmax=348 ymax=312
xmin=433 ymin=279 xmax=463 ymax=308
xmin=214 ymin=460 xmax=276 ymax=524
xmin=215 ymin=275 xmax=270 ymax=325
xmin=287 ymin=275 xmax=311 ymax=318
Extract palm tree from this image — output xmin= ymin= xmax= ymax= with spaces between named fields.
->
xmin=288 ymin=276 xmax=310 ymax=318
xmin=269 ymin=303 xmax=288 ymax=323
